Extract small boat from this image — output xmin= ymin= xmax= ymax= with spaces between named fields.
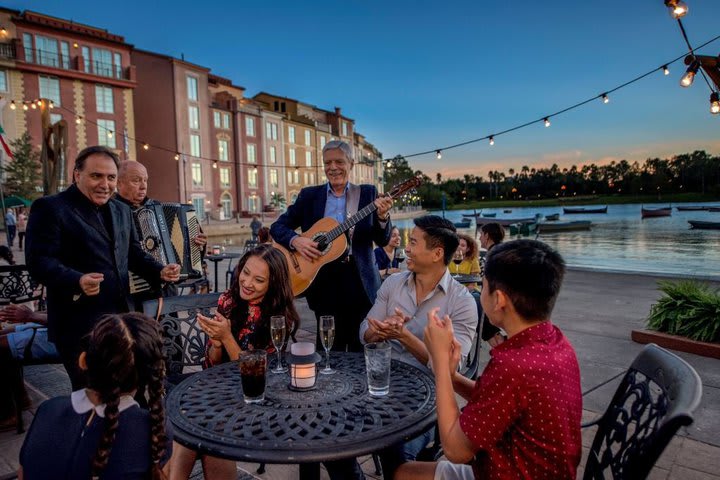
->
xmin=641 ymin=206 xmax=672 ymax=219
xmin=503 ymin=209 xmax=512 ymax=213
xmin=545 ymin=213 xmax=560 ymax=221
xmin=688 ymin=220 xmax=720 ymax=230
xmin=509 ymin=222 xmax=537 ymax=236
xmin=563 ymin=206 xmax=608 ymax=214
xmin=453 ymin=220 xmax=471 ymax=229
xmin=676 ymin=206 xmax=708 ymax=211
xmin=537 ymin=220 xmax=592 ymax=233
xmin=461 ymin=213 xmax=477 ymax=219
xmin=707 ymin=207 xmax=720 ymax=212
xmin=475 ymin=216 xmax=538 ymax=227
xmin=482 ymin=212 xmax=497 ymax=218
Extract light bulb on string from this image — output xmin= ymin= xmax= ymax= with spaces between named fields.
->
xmin=48 ymin=101 xmax=54 ymax=109
xmin=36 ymin=99 xmax=42 ymax=107
xmin=665 ymin=0 xmax=688 ymax=19
xmin=489 ymin=136 xmax=495 ymax=146
xmin=9 ymin=100 xmax=15 ymax=110
xmin=213 ymin=161 xmax=218 ymax=169
xmin=174 ymin=154 xmax=180 ymax=161
xmin=601 ymin=94 xmax=610 ymax=104
xmin=436 ymin=150 xmax=442 ymax=160
xmin=143 ymin=143 xmax=150 ymax=151
xmin=30 ymin=102 xmax=37 ymax=109
xmin=76 ymin=116 xmax=82 ymax=125
xmin=710 ymin=92 xmax=720 ymax=115
xmin=680 ymin=60 xmax=700 ymax=87
xmin=663 ymin=65 xmax=670 ymax=76
xmin=22 ymin=103 xmax=28 ymax=111
xmin=544 ymin=117 xmax=551 ymax=127
xmin=107 ymin=130 xmax=114 ymax=138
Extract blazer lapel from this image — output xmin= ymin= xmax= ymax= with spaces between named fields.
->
xmin=314 ymin=185 xmax=326 ymax=220
xmin=72 ymin=205 xmax=110 ymax=242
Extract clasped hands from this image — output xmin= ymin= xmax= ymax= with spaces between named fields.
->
xmin=197 ymin=311 xmax=232 ymax=348
xmin=367 ymin=307 xmax=411 ymax=341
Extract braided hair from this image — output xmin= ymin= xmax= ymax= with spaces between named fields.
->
xmin=85 ymin=313 xmax=167 ymax=479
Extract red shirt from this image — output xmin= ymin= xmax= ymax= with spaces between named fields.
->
xmin=459 ymin=321 xmax=582 ymax=480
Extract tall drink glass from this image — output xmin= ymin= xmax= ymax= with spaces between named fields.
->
xmin=270 ymin=315 xmax=287 ymax=373
xmin=238 ymin=350 xmax=267 ymax=404
xmin=320 ymin=315 xmax=336 ymax=375
xmin=364 ymin=342 xmax=391 ymax=396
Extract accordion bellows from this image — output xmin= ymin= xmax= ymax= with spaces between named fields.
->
xmin=130 ymin=202 xmax=203 ymax=294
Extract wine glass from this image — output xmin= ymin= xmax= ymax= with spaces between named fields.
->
xmin=452 ymin=250 xmax=464 ymax=276
xmin=270 ymin=315 xmax=288 ymax=373
xmin=395 ymin=247 xmax=406 ymax=265
xmin=320 ymin=315 xmax=336 ymax=375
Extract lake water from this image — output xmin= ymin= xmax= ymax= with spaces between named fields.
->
xmin=392 ymin=203 xmax=720 ymax=280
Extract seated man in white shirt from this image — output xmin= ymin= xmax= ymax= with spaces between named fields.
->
xmin=359 ymin=215 xmax=478 ymax=477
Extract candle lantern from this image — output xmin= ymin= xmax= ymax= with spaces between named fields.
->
xmin=287 ymin=342 xmax=321 ymax=391
xmin=212 ymin=245 xmax=222 ymax=255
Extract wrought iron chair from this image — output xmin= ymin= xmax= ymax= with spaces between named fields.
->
xmin=0 ymin=264 xmax=45 ymax=309
xmin=583 ymin=343 xmax=702 ymax=479
xmin=142 ymin=293 xmax=221 ymax=390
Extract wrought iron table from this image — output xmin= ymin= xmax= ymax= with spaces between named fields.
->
xmin=453 ymin=273 xmax=482 ymax=285
xmin=166 ymin=352 xmax=436 ymax=478
xmin=205 ymin=252 xmax=242 ymax=292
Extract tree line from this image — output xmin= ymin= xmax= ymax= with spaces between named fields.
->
xmin=383 ymin=150 xmax=720 ymax=209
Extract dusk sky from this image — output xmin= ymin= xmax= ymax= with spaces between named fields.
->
xmin=8 ymin=0 xmax=720 ymax=179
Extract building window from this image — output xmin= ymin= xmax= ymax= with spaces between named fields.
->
xmin=222 ymin=113 xmax=230 ymax=129
xmin=320 ymin=136 xmax=327 ymax=149
xmin=270 ymin=168 xmax=278 ymax=187
xmin=50 ymin=113 xmax=62 ymax=124
xmin=293 ymin=170 xmax=299 ymax=184
xmin=289 ymin=148 xmax=296 ymax=166
xmin=0 ymin=71 xmax=7 ymax=92
xmin=220 ymin=167 xmax=230 ymax=187
xmin=248 ymin=195 xmax=259 ymax=213
xmin=60 ymin=41 xmax=70 ymax=69
xmin=91 ymin=47 xmax=114 ymax=77
xmin=39 ymin=76 xmax=61 ymax=106
xmin=192 ymin=197 xmax=205 ymax=220
xmin=97 ymin=119 xmax=116 ymax=148
xmin=190 ymin=134 xmax=201 ymax=157
xmin=309 ymin=172 xmax=315 ymax=184
xmin=272 ymin=123 xmax=278 ymax=140
xmin=188 ymin=106 xmax=199 ymax=130
xmin=266 ymin=122 xmax=272 ymax=139
xmin=23 ymin=33 xmax=33 ymax=63
xmin=304 ymin=172 xmax=308 ymax=184
xmin=214 ymin=111 xmax=221 ymax=128
xmin=247 ymin=144 xmax=256 ymax=164
xmin=35 ymin=35 xmax=58 ymax=67
xmin=288 ymin=126 xmax=295 ymax=143
xmin=305 ymin=151 xmax=312 ymax=167
xmin=248 ymin=168 xmax=258 ymax=188
xmin=287 ymin=171 xmax=292 ymax=185
xmin=187 ymin=76 xmax=198 ymax=101
xmin=95 ymin=85 xmax=114 ymax=114
xmin=270 ymin=146 xmax=276 ymax=164
xmin=113 ymin=52 xmax=122 ymax=79
xmin=218 ymin=140 xmax=228 ymax=161
xmin=305 ymin=130 xmax=311 ymax=146
xmin=342 ymin=121 xmax=348 ymax=136
xmin=192 ymin=163 xmax=202 ymax=186
xmin=221 ymin=193 xmax=232 ymax=219
xmin=82 ymin=46 xmax=90 ymax=73
xmin=245 ymin=117 xmax=255 ymax=136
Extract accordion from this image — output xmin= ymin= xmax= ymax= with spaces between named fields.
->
xmin=130 ymin=202 xmax=203 ymax=294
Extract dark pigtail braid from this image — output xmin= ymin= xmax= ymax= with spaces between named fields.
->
xmin=145 ymin=337 xmax=167 ymax=479
xmin=91 ymin=392 xmax=122 ymax=478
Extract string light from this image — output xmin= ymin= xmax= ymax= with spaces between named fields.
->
xmin=107 ymin=130 xmax=113 ymax=138
xmin=36 ymin=99 xmax=42 ymax=107
xmin=710 ymin=92 xmax=720 ymax=114
xmin=174 ymin=154 xmax=180 ymax=161
xmin=663 ymin=65 xmax=670 ymax=75
xmin=436 ymin=150 xmax=442 ymax=159
xmin=601 ymin=93 xmax=610 ymax=104
xmin=75 ymin=115 xmax=82 ymax=124
xmin=665 ymin=0 xmax=688 ymax=19
xmin=48 ymin=101 xmax=54 ymax=109
xmin=143 ymin=143 xmax=150 ymax=150
xmin=543 ymin=117 xmax=551 ymax=127
xmin=489 ymin=136 xmax=495 ymax=146
xmin=212 ymin=161 xmax=218 ymax=169
xmin=30 ymin=102 xmax=36 ymax=109
xmin=22 ymin=103 xmax=28 ymax=111
xmin=9 ymin=100 xmax=15 ymax=110
xmin=680 ymin=60 xmax=700 ymax=87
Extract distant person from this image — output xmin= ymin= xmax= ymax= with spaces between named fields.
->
xmin=19 ymin=313 xmax=168 ymax=479
xmin=374 ymin=226 xmax=402 ymax=278
xmin=453 ymin=233 xmax=481 ymax=290
xmin=249 ymin=215 xmax=263 ymax=242
xmin=17 ymin=208 xmax=28 ymax=251
xmin=170 ymin=244 xmax=299 ymax=480
xmin=257 ymin=226 xmax=271 ymax=244
xmin=396 ymin=240 xmax=582 ymax=480
xmin=5 ymin=208 xmax=16 ymax=248
xmin=26 ymin=146 xmax=181 ymax=389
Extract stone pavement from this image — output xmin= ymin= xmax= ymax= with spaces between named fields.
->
xmin=1 ymin=249 xmax=719 ymax=478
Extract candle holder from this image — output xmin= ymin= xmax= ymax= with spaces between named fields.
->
xmin=286 ymin=342 xmax=322 ymax=391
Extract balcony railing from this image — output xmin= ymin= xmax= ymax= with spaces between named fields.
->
xmin=0 ymin=42 xmax=16 ymax=60
xmin=21 ymin=47 xmax=131 ymax=80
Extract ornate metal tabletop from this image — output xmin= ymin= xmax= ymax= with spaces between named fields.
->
xmin=166 ymin=352 xmax=436 ymax=464
xmin=453 ymin=273 xmax=482 ymax=285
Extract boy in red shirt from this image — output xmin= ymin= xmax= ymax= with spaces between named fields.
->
xmin=397 ymin=239 xmax=582 ymax=480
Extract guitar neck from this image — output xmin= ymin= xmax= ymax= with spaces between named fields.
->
xmin=324 ymin=202 xmax=378 ymax=242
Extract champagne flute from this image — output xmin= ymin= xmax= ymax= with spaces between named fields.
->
xmin=452 ymin=250 xmax=464 ymax=276
xmin=270 ymin=315 xmax=288 ymax=373
xmin=320 ymin=315 xmax=336 ymax=375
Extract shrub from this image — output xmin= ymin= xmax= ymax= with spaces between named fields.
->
xmin=647 ymin=280 xmax=720 ymax=343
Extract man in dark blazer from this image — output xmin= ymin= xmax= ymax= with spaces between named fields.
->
xmin=271 ymin=140 xmax=393 ymax=353
xmin=26 ymin=146 xmax=180 ymax=389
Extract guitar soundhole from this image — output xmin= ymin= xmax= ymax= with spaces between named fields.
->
xmin=312 ymin=233 xmax=331 ymax=254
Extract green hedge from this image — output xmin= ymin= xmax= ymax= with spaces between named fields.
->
xmin=647 ymin=280 xmax=720 ymax=343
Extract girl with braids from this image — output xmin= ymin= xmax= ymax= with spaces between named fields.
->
xmin=18 ymin=313 xmax=168 ymax=480
xmin=169 ymin=243 xmax=299 ymax=480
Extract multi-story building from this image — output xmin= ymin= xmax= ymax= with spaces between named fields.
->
xmin=236 ymin=98 xmax=265 ymax=215
xmin=3 ymin=8 xmax=137 ymax=187
xmin=354 ymin=132 xmax=384 ymax=193
xmin=261 ymin=108 xmax=286 ymax=210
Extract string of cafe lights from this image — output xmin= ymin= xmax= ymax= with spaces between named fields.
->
xmin=404 ymin=29 xmax=720 ymax=163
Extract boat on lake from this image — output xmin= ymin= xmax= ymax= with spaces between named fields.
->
xmin=563 ymin=206 xmax=608 ymax=214
xmin=641 ymin=206 xmax=672 ymax=219
xmin=482 ymin=212 xmax=497 ymax=217
xmin=707 ymin=207 xmax=720 ymax=212
xmin=509 ymin=222 xmax=538 ymax=235
xmin=545 ymin=213 xmax=560 ymax=221
xmin=676 ymin=206 xmax=708 ymax=211
xmin=688 ymin=220 xmax=720 ymax=230
xmin=475 ymin=216 xmax=538 ymax=227
xmin=537 ymin=220 xmax=592 ymax=233
xmin=453 ymin=220 xmax=471 ymax=228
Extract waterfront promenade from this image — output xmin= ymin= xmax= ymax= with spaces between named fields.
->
xmin=1 ymin=253 xmax=718 ymax=478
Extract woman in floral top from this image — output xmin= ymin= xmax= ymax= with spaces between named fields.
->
xmin=169 ymin=243 xmax=299 ymax=480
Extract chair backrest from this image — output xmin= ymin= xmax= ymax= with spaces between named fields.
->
xmin=143 ymin=293 xmax=221 ymax=378
xmin=584 ymin=343 xmax=703 ymax=479
xmin=460 ymin=293 xmax=485 ymax=380
xmin=0 ymin=264 xmax=44 ymax=308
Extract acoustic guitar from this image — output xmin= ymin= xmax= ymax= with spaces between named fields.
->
xmin=275 ymin=176 xmax=422 ymax=296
